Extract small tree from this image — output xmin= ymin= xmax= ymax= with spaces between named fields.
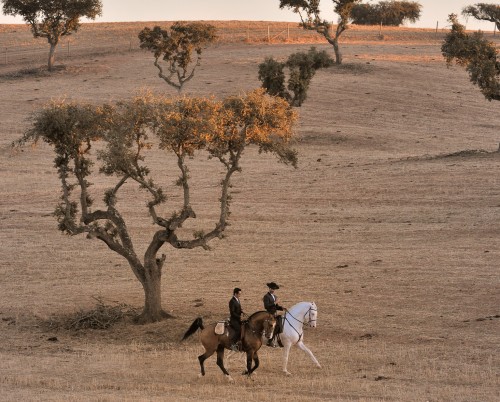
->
xmin=442 ymin=14 xmax=500 ymax=101
xmin=462 ymin=3 xmax=500 ymax=32
xmin=16 ymin=89 xmax=298 ymax=323
xmin=279 ymin=0 xmax=361 ymax=65
xmin=138 ymin=22 xmax=217 ymax=93
xmin=1 ymin=0 xmax=102 ymax=71
xmin=259 ymin=47 xmax=334 ymax=106
xmin=351 ymin=1 xmax=422 ymax=26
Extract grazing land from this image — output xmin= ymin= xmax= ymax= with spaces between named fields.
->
xmin=0 ymin=22 xmax=499 ymax=401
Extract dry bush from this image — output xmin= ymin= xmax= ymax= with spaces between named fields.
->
xmin=43 ymin=297 xmax=140 ymax=331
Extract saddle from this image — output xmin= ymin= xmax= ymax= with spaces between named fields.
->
xmin=214 ymin=320 xmax=246 ymax=341
xmin=215 ymin=321 xmax=226 ymax=335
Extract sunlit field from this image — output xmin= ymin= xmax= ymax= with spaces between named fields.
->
xmin=0 ymin=22 xmax=499 ymax=401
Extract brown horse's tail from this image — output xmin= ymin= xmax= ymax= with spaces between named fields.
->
xmin=181 ymin=317 xmax=204 ymax=341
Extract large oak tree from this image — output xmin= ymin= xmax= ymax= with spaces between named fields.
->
xmin=16 ymin=90 xmax=298 ymax=323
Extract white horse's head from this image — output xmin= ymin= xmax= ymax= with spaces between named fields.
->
xmin=307 ymin=302 xmax=318 ymax=328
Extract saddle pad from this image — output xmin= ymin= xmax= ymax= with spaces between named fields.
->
xmin=215 ymin=321 xmax=225 ymax=335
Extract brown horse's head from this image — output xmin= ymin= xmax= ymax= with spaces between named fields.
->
xmin=263 ymin=313 xmax=276 ymax=339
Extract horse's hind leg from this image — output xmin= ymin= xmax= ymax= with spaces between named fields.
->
xmin=216 ymin=345 xmax=233 ymax=381
xmin=198 ymin=348 xmax=215 ymax=377
xmin=198 ymin=353 xmax=207 ymax=377
xmin=282 ymin=342 xmax=292 ymax=375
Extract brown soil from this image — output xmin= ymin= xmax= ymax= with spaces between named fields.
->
xmin=0 ymin=24 xmax=499 ymax=401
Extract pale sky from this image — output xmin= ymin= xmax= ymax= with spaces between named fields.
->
xmin=0 ymin=0 xmax=498 ymax=31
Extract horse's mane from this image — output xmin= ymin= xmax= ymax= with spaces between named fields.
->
xmin=246 ymin=310 xmax=269 ymax=320
xmin=287 ymin=301 xmax=316 ymax=314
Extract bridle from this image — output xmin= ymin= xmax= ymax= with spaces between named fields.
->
xmin=283 ymin=303 xmax=317 ymax=342
xmin=287 ymin=304 xmax=317 ymax=325
xmin=245 ymin=313 xmax=276 ymax=338
xmin=263 ymin=316 xmax=276 ymax=338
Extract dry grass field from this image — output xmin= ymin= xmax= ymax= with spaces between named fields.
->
xmin=0 ymin=22 xmax=499 ymax=401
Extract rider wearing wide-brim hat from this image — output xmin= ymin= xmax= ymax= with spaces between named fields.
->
xmin=263 ymin=282 xmax=284 ymax=315
xmin=263 ymin=282 xmax=284 ymax=347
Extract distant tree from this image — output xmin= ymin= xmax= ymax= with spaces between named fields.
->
xmin=279 ymin=0 xmax=361 ymax=65
xmin=1 ymin=0 xmax=102 ymax=71
xmin=442 ymin=14 xmax=500 ymax=101
xmin=351 ymin=3 xmax=379 ymax=25
xmin=351 ymin=1 xmax=422 ymax=26
xmin=259 ymin=47 xmax=334 ymax=106
xmin=138 ymin=22 xmax=217 ymax=93
xmin=16 ymin=89 xmax=298 ymax=323
xmin=258 ymin=57 xmax=290 ymax=101
xmin=462 ymin=3 xmax=500 ymax=32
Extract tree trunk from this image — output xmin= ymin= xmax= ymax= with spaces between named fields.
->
xmin=48 ymin=43 xmax=57 ymax=71
xmin=135 ymin=258 xmax=172 ymax=323
xmin=332 ymin=38 xmax=342 ymax=65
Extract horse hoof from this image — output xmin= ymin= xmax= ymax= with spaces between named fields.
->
xmin=198 ymin=373 xmax=204 ymax=378
xmin=283 ymin=370 xmax=292 ymax=376
xmin=317 ymin=364 xmax=322 ymax=369
xmin=226 ymin=375 xmax=234 ymax=382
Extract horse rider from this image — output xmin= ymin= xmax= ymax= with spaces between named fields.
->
xmin=263 ymin=282 xmax=284 ymax=347
xmin=229 ymin=287 xmax=243 ymax=351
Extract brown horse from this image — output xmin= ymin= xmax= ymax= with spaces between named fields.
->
xmin=182 ymin=311 xmax=276 ymax=380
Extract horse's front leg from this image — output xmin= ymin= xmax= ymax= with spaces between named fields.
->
xmin=248 ymin=352 xmax=259 ymax=376
xmin=215 ymin=345 xmax=233 ymax=382
xmin=243 ymin=350 xmax=254 ymax=376
xmin=296 ymin=341 xmax=321 ymax=368
xmin=282 ymin=342 xmax=292 ymax=375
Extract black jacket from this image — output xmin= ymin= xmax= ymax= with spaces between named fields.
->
xmin=263 ymin=292 xmax=283 ymax=315
xmin=229 ymin=296 xmax=242 ymax=323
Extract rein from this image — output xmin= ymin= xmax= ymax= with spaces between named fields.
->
xmin=283 ymin=305 xmax=317 ymax=343
xmin=244 ymin=314 xmax=274 ymax=338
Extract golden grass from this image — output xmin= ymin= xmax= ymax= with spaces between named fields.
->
xmin=0 ymin=22 xmax=499 ymax=401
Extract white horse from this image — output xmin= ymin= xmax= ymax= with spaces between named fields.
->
xmin=277 ymin=301 xmax=321 ymax=375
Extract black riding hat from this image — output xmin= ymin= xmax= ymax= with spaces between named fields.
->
xmin=267 ymin=282 xmax=280 ymax=290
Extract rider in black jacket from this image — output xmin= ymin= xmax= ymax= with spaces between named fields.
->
xmin=229 ymin=287 xmax=243 ymax=351
xmin=263 ymin=282 xmax=283 ymax=346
